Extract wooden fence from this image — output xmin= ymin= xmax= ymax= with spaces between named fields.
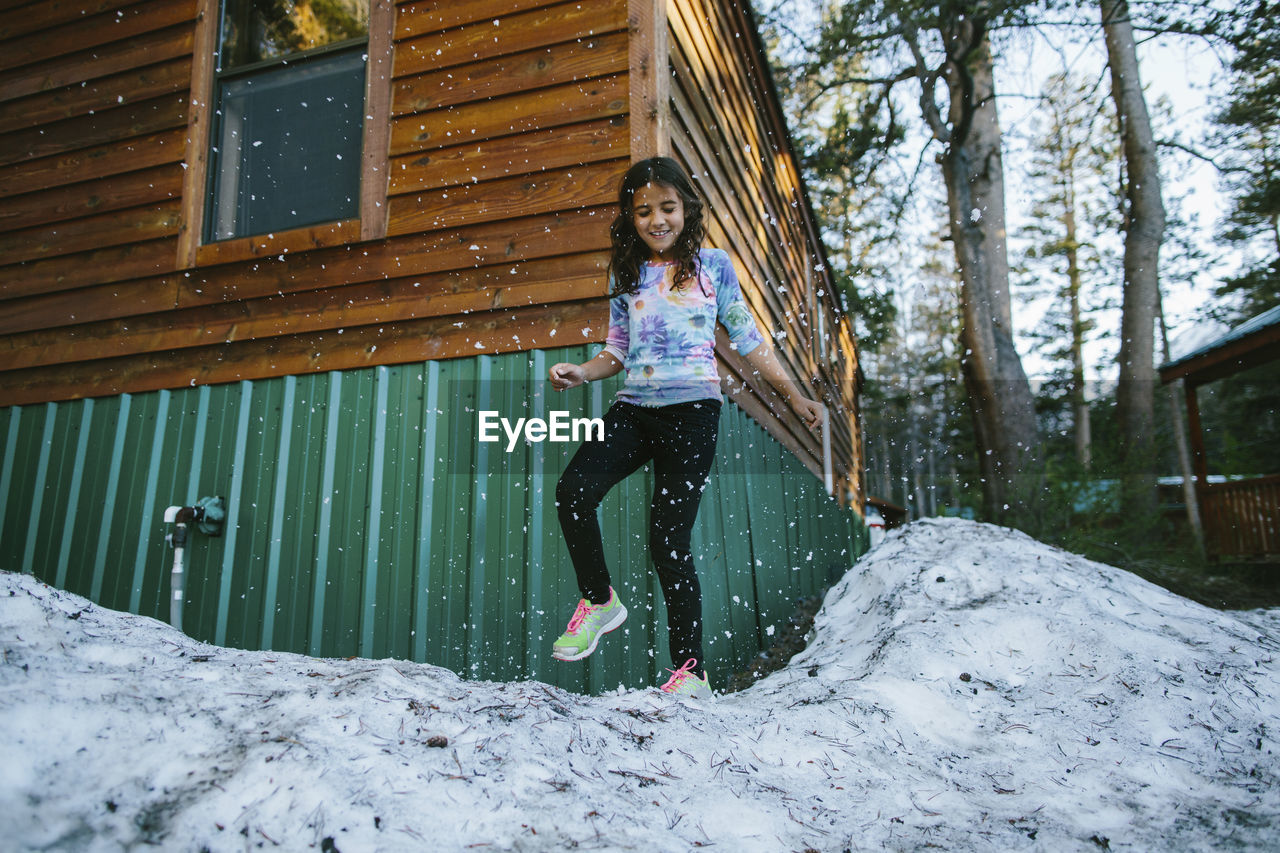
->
xmin=1200 ymin=474 xmax=1280 ymax=561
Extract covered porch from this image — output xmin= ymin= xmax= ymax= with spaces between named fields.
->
xmin=1160 ymin=307 xmax=1280 ymax=562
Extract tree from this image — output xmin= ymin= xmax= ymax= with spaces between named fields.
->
xmin=860 ymin=231 xmax=972 ymax=517
xmin=1211 ymin=0 xmax=1280 ymax=319
xmin=222 ymin=0 xmax=369 ymax=67
xmin=760 ymin=17 xmax=905 ymax=350
xmin=1100 ymin=0 xmax=1166 ymax=527
xmin=1015 ymin=71 xmax=1120 ymax=471
xmin=793 ymin=0 xmax=1045 ymax=526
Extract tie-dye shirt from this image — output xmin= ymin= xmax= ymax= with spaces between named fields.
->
xmin=601 ymin=248 xmax=765 ymax=406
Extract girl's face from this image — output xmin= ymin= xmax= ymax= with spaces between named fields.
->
xmin=631 ymin=182 xmax=685 ymax=261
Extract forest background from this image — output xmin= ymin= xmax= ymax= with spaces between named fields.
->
xmin=751 ymin=0 xmax=1279 ymax=598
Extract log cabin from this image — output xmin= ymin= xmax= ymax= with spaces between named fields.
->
xmin=0 ymin=0 xmax=864 ymax=692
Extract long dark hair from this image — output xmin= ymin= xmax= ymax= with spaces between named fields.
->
xmin=607 ymin=157 xmax=707 ymax=296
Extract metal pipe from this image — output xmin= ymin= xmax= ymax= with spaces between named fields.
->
xmin=169 ymin=521 xmax=187 ymax=631
xmin=163 ymin=498 xmax=226 ymax=630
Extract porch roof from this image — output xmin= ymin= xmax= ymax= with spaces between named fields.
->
xmin=1159 ymin=305 xmax=1280 ymax=386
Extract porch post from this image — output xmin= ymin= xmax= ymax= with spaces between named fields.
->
xmin=1184 ymin=381 xmax=1208 ymax=485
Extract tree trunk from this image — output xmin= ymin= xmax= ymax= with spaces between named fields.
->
xmin=1063 ymin=180 xmax=1093 ymax=470
xmin=879 ymin=427 xmax=892 ymax=502
xmin=1101 ymin=0 xmax=1165 ymax=528
xmin=936 ymin=19 xmax=1042 ymax=526
xmin=926 ymin=442 xmax=938 ymax=516
xmin=1158 ymin=292 xmax=1205 ymax=555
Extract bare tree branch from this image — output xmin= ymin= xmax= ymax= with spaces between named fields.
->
xmin=1156 ymin=138 xmax=1239 ymax=172
xmin=800 ymin=66 xmax=917 ymax=113
xmin=902 ymin=22 xmax=948 ymax=144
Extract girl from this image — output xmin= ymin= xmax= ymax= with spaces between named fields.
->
xmin=548 ymin=157 xmax=823 ymax=699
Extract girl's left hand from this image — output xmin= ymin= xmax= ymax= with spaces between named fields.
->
xmin=794 ymin=397 xmax=824 ymax=432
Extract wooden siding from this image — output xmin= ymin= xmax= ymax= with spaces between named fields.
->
xmin=0 ymin=0 xmax=861 ymax=505
xmin=667 ymin=0 xmax=862 ymax=502
xmin=0 ymin=0 xmax=630 ymax=405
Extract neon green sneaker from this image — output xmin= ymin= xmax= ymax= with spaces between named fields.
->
xmin=551 ymin=587 xmax=627 ymax=661
xmin=660 ymin=658 xmax=713 ymax=699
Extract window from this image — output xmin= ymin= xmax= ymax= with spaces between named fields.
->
xmin=205 ymin=0 xmax=370 ymax=242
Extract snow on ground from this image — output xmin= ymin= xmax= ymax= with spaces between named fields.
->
xmin=2 ymin=518 xmax=1279 ymax=852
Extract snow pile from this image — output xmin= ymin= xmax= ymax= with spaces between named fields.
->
xmin=2 ymin=518 xmax=1278 ymax=851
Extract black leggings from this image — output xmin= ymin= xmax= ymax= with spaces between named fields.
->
xmin=555 ymin=398 xmax=721 ymax=667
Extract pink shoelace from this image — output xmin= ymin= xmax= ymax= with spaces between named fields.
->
xmin=660 ymin=658 xmax=700 ymax=692
xmin=566 ymin=597 xmax=602 ymax=634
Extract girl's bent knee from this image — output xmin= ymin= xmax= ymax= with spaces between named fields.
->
xmin=556 ymin=473 xmax=602 ymax=515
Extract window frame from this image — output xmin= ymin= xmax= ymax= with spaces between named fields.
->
xmin=179 ymin=0 xmax=394 ymax=268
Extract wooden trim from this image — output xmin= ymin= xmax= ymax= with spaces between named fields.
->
xmin=177 ymin=205 xmax=612 ymax=307
xmin=1161 ymin=324 xmax=1280 ymax=386
xmin=0 ymin=205 xmax=612 ymax=334
xmin=193 ymin=219 xmax=362 ymax=267
xmin=0 ymin=200 xmax=183 ymax=263
xmin=361 ymin=0 xmax=395 ymax=242
xmin=628 ymin=0 xmax=669 ymax=160
xmin=180 ymin=0 xmax=396 ymax=264
xmin=177 ymin=0 xmax=217 ymax=268
xmin=0 ymin=269 xmax=178 ymax=336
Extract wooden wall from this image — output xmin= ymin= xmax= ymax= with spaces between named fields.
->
xmin=666 ymin=0 xmax=862 ymax=502
xmin=0 ymin=0 xmax=860 ymax=504
xmin=0 ymin=0 xmax=630 ymax=405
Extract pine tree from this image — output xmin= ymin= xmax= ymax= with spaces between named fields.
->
xmin=758 ymin=8 xmax=903 ymax=350
xmin=860 ymin=231 xmax=971 ymax=517
xmin=1015 ymin=71 xmax=1121 ymax=472
xmin=1211 ymin=0 xmax=1280 ymax=318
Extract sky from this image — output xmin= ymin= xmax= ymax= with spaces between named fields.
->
xmin=3 ymin=517 xmax=1278 ymax=851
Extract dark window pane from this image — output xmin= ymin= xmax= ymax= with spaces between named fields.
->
xmin=207 ymin=47 xmax=366 ymax=241
xmin=220 ymin=0 xmax=369 ymax=70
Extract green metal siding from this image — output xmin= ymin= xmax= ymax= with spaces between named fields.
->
xmin=0 ymin=348 xmax=867 ymax=693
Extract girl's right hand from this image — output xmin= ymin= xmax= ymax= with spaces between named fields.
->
xmin=548 ymin=362 xmax=586 ymax=391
